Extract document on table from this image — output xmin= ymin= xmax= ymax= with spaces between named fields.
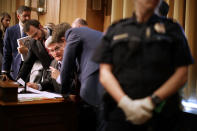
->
xmin=18 ymin=89 xmax=63 ymax=102
xmin=17 ymin=78 xmax=62 ymax=102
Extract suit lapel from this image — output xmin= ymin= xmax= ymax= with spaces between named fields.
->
xmin=51 ymin=60 xmax=59 ymax=69
xmin=34 ymin=40 xmax=52 ymax=68
xmin=15 ymin=24 xmax=21 ymax=38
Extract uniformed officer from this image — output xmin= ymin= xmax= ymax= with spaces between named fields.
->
xmin=92 ymin=0 xmax=194 ymax=131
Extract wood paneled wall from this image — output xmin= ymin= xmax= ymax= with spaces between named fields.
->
xmin=173 ymin=0 xmax=185 ymax=27
xmin=39 ymin=0 xmax=60 ymax=26
xmin=111 ymin=0 xmax=123 ymax=23
xmin=185 ymin=0 xmax=197 ymax=99
xmin=60 ymin=0 xmax=87 ymax=25
xmin=123 ymin=0 xmax=134 ymax=19
xmin=86 ymin=0 xmax=104 ymax=31
xmin=110 ymin=0 xmax=135 ymax=23
xmin=0 ymin=0 xmax=17 ymax=26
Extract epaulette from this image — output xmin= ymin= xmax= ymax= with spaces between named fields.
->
xmin=105 ymin=18 xmax=134 ymax=37
xmin=110 ymin=17 xmax=134 ymax=28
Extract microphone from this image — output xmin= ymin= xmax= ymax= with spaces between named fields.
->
xmin=20 ymin=75 xmax=30 ymax=93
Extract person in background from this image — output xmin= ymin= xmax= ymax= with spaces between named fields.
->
xmin=17 ymin=19 xmax=53 ymax=84
xmin=72 ymin=18 xmax=88 ymax=28
xmin=27 ymin=23 xmax=72 ymax=93
xmin=0 ymin=12 xmax=11 ymax=34
xmin=0 ymin=12 xmax=11 ymax=62
xmin=2 ymin=6 xmax=31 ymax=80
xmin=92 ymin=0 xmax=193 ymax=130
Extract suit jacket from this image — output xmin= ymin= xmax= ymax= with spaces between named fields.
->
xmin=40 ymin=60 xmax=62 ymax=93
xmin=2 ymin=24 xmax=22 ymax=80
xmin=61 ymin=27 xmax=104 ymax=106
xmin=17 ymin=39 xmax=53 ymax=81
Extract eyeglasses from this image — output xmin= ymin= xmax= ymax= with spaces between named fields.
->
xmin=49 ymin=46 xmax=62 ymax=54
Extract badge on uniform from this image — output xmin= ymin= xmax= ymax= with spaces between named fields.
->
xmin=113 ymin=33 xmax=128 ymax=40
xmin=154 ymin=22 xmax=166 ymax=34
xmin=146 ymin=27 xmax=151 ymax=38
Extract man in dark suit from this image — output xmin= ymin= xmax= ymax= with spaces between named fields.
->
xmin=2 ymin=6 xmax=31 ymax=80
xmin=17 ymin=19 xmax=53 ymax=83
xmin=60 ymin=27 xmax=105 ymax=131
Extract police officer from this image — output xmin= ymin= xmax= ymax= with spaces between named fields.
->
xmin=92 ymin=0 xmax=194 ymax=130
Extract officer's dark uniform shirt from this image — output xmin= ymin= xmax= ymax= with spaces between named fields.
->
xmin=93 ymin=14 xmax=194 ymax=116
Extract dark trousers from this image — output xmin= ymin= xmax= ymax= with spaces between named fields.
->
xmin=77 ymin=101 xmax=107 ymax=131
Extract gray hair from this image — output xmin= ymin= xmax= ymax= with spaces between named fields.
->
xmin=17 ymin=5 xmax=31 ymax=15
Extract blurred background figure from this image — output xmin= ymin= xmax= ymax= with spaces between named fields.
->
xmin=2 ymin=6 xmax=31 ymax=80
xmin=72 ymin=18 xmax=88 ymax=28
xmin=0 ymin=12 xmax=11 ymax=34
xmin=0 ymin=12 xmax=11 ymax=67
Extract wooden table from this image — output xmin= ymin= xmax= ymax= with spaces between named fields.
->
xmin=0 ymin=98 xmax=78 ymax=131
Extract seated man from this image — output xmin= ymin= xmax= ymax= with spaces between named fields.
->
xmin=27 ymin=23 xmax=77 ymax=93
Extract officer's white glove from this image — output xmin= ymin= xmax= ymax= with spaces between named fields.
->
xmin=118 ymin=95 xmax=154 ymax=125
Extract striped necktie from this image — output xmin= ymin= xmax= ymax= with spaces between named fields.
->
xmin=58 ymin=62 xmax=61 ymax=71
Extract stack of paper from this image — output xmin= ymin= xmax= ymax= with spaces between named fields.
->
xmin=18 ymin=87 xmax=62 ymax=102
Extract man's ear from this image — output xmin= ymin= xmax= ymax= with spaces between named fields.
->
xmin=17 ymin=13 xmax=20 ymax=20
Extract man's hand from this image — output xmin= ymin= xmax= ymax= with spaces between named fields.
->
xmin=118 ymin=95 xmax=154 ymax=125
xmin=1 ymin=72 xmax=14 ymax=81
xmin=18 ymin=46 xmax=28 ymax=54
xmin=27 ymin=82 xmax=39 ymax=90
xmin=50 ymin=66 xmax=60 ymax=79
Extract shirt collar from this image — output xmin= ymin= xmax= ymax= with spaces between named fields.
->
xmin=19 ymin=22 xmax=23 ymax=37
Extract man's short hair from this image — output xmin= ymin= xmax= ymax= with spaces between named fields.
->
xmin=76 ymin=18 xmax=88 ymax=26
xmin=159 ymin=1 xmax=169 ymax=17
xmin=17 ymin=5 xmax=31 ymax=15
xmin=0 ymin=12 xmax=11 ymax=22
xmin=23 ymin=19 xmax=40 ymax=33
xmin=72 ymin=18 xmax=88 ymax=27
xmin=45 ymin=36 xmax=53 ymax=47
xmin=52 ymin=22 xmax=71 ymax=43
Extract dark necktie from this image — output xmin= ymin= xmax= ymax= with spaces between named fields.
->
xmin=58 ymin=62 xmax=61 ymax=71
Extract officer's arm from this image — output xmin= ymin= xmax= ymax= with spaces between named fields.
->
xmin=99 ymin=63 xmax=126 ymax=103
xmin=153 ymin=66 xmax=188 ymax=100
